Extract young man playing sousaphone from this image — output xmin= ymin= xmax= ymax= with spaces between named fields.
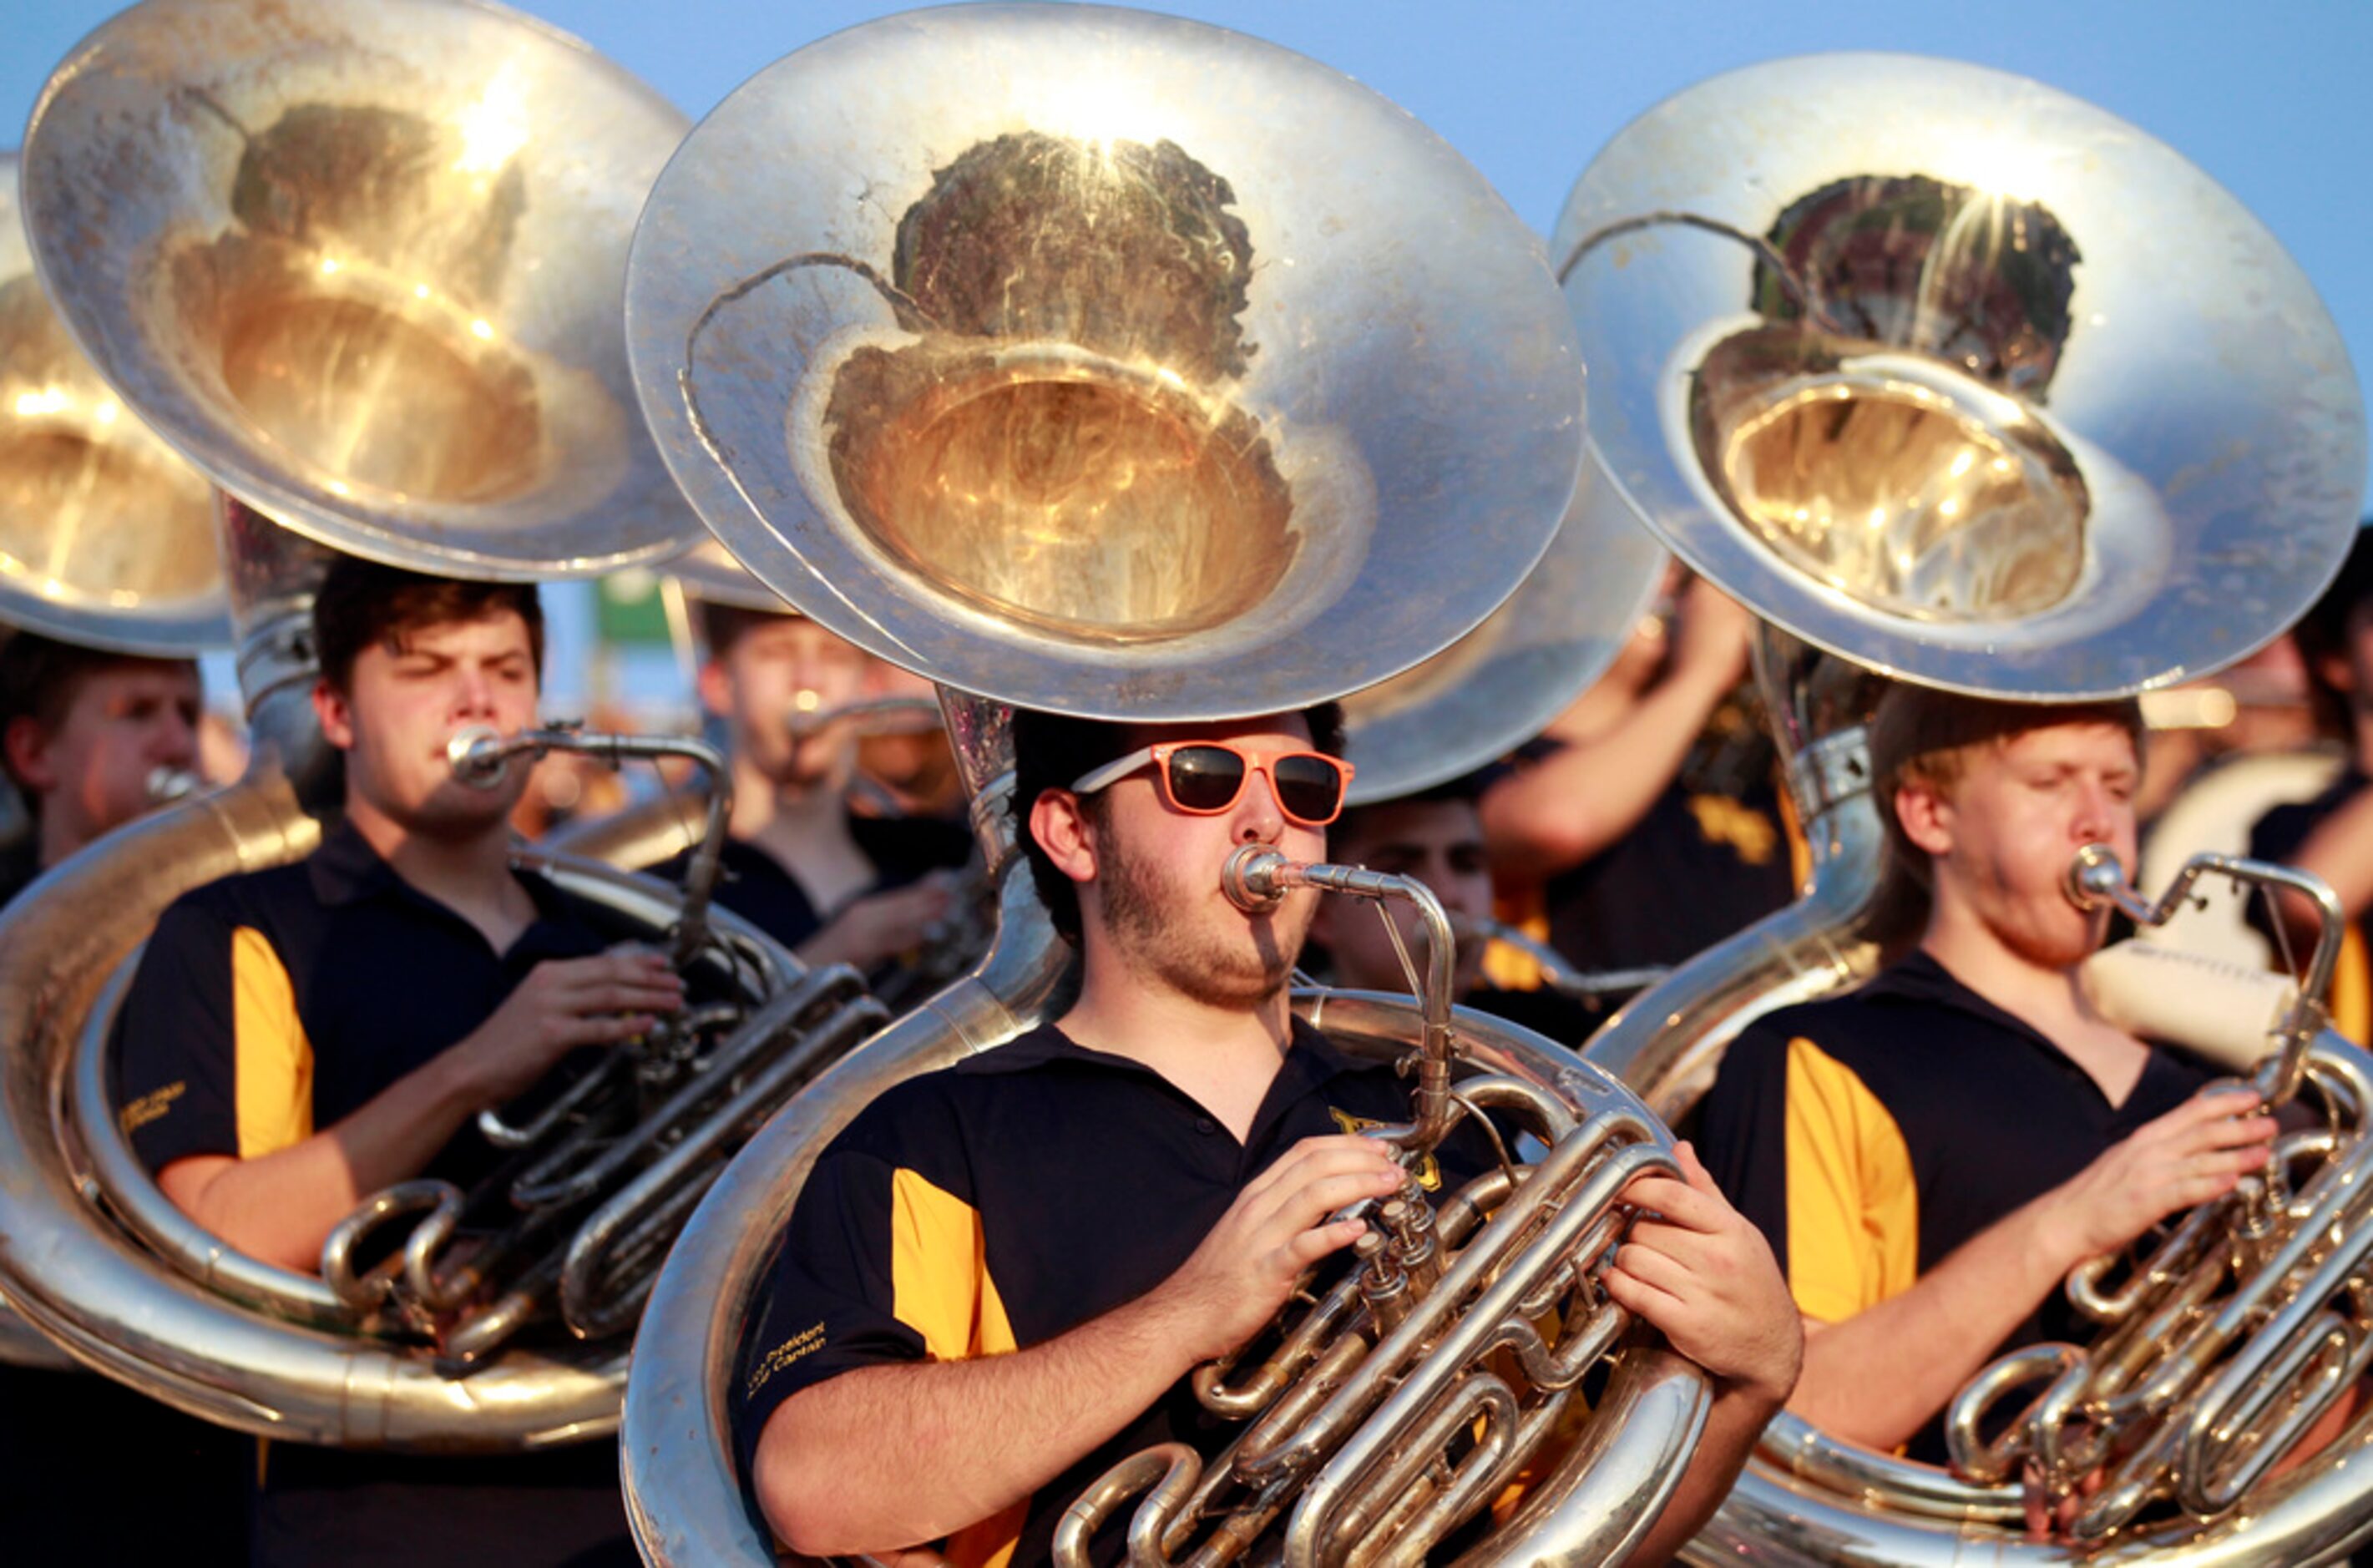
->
xmin=737 ymin=702 xmax=1804 ymax=1565
xmin=113 ymin=556 xmax=675 ymax=1567
xmin=1697 ymin=686 xmax=2290 ymax=1510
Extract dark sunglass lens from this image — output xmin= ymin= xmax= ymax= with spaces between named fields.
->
xmin=1272 ymin=755 xmax=1345 ymax=821
xmin=1166 ymin=746 xmax=1247 ymax=812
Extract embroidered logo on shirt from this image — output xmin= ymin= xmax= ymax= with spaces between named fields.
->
xmin=119 ymin=1080 xmax=185 ymax=1136
xmin=1327 ymin=1107 xmax=1441 ymax=1190
xmin=746 ymin=1319 xmax=827 ymax=1399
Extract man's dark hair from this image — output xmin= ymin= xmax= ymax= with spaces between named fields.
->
xmin=1009 ymin=701 xmax=1346 ymax=946
xmin=311 ymin=556 xmax=544 ymax=693
xmin=2294 ymin=521 xmax=2373 ymax=736
xmin=695 ymin=599 xmax=799 ymax=662
xmin=0 ymin=631 xmax=198 ymax=797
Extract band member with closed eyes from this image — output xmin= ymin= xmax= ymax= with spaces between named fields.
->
xmin=736 ymin=702 xmax=1803 ymax=1565
xmin=1698 ymin=685 xmax=2274 ymax=1480
xmin=113 ymin=557 xmax=673 ymax=1567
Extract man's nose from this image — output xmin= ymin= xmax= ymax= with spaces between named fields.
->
xmin=453 ymin=667 xmax=498 ymax=717
xmin=154 ymin=708 xmax=200 ymax=767
xmin=1232 ymin=767 xmax=1287 ymax=844
xmin=2072 ymin=779 xmax=2121 ymax=843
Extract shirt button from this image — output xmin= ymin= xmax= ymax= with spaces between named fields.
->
xmin=1195 ymin=1116 xmax=1217 ymax=1135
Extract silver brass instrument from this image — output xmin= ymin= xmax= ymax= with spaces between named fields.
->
xmin=310 ymin=726 xmax=885 ymax=1368
xmin=0 ymin=0 xmax=786 ymax=1449
xmin=1057 ymin=847 xmax=1707 ymax=1565
xmin=1946 ymin=847 xmax=2370 ymax=1539
xmin=0 ymin=144 xmax=231 ymax=1373
xmin=1560 ymin=53 xmax=2370 ymax=1565
xmin=0 ymin=148 xmax=229 ymax=654
xmin=609 ymin=6 xmax=1707 ymax=1564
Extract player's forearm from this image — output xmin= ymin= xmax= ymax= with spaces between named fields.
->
xmin=1481 ymin=665 xmax=1733 ymax=875
xmin=171 ymin=1054 xmax=488 ymax=1272
xmin=1632 ymin=1381 xmax=1785 ymax=1565
xmin=1789 ymin=1196 xmax=2076 ymax=1450
xmin=753 ymin=1290 xmax=1202 ymax=1555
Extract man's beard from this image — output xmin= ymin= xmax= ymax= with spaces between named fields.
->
xmin=1099 ymin=826 xmax=1308 ymax=1009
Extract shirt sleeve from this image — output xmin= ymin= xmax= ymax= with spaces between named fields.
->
xmin=731 ymin=1090 xmax=1014 ymax=1475
xmin=113 ymin=898 xmax=312 ymax=1171
xmin=1698 ymin=1017 xmax=1919 ymax=1325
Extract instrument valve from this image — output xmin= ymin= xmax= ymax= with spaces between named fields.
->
xmin=1356 ymin=1230 xmax=1412 ymax=1336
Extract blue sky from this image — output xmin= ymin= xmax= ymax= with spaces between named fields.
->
xmin=12 ymin=1 xmax=2370 ymax=707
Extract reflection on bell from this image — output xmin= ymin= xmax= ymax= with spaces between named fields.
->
xmin=1692 ymin=326 xmax=2088 ymax=622
xmin=1698 ymin=171 xmax=2092 ymax=625
xmin=172 ymin=101 xmax=544 ymax=505
xmin=0 ymin=151 xmax=225 ymax=651
xmin=813 ymin=129 xmax=1295 ymax=643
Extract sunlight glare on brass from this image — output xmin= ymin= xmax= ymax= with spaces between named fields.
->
xmin=0 ymin=149 xmax=226 ymax=652
xmin=21 ymin=0 xmax=702 ymax=578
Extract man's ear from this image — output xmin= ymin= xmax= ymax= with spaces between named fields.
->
xmin=1893 ymin=779 xmax=1954 ymax=858
xmin=696 ymin=659 xmax=732 ymax=721
xmin=312 ymin=679 xmax=356 ymax=751
xmin=1029 ymin=788 xmax=1098 ymax=886
xmin=3 ymin=715 xmax=56 ymax=794
xmin=2320 ymin=647 xmax=2357 ymax=698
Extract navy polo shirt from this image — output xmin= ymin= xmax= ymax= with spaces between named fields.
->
xmin=116 ymin=817 xmax=612 ymax=1186
xmin=1697 ymin=950 xmax=2216 ymax=1459
xmin=652 ymin=811 xmax=974 ymax=954
xmin=108 ymin=817 xmax=640 ymax=1567
xmin=735 ymin=1018 xmax=1504 ymax=1568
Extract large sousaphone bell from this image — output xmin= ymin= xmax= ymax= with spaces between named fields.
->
xmin=1560 ymin=54 xmax=2368 ymax=1564
xmin=614 ymin=7 xmax=1710 ymax=1563
xmin=0 ymin=150 xmax=230 ymax=654
xmin=0 ymin=0 xmax=726 ymax=1450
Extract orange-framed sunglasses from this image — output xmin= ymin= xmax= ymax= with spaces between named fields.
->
xmin=1070 ymin=740 xmax=1356 ymax=827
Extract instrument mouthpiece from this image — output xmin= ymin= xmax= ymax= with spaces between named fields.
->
xmin=2065 ymin=842 xmax=2128 ymax=911
xmin=447 ymin=725 xmax=509 ymax=789
xmin=1222 ymin=846 xmax=1290 ymax=913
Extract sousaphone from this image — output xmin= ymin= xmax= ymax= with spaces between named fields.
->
xmin=1558 ymin=53 xmax=2368 ymax=1564
xmin=0 ymin=144 xmax=235 ymax=1372
xmin=611 ymin=6 xmax=1711 ymax=1563
xmin=0 ymin=0 xmax=727 ymax=1449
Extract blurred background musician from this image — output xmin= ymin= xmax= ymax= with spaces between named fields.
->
xmin=1308 ymin=771 xmax=1597 ymax=1044
xmin=0 ymin=130 xmax=252 ymax=1560
xmin=0 ymin=635 xmax=245 ymax=1562
xmin=658 ymin=594 xmax=969 ymax=974
xmin=113 ymin=557 xmax=677 ymax=1568
xmin=1480 ymin=570 xmax=1795 ymax=1007
xmin=0 ymin=630 xmax=203 ymax=905
xmin=2251 ymin=524 xmax=2373 ymax=1034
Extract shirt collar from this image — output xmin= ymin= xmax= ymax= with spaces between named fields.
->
xmin=960 ymin=1014 xmax=1362 ymax=1083
xmin=308 ymin=817 xmax=405 ymax=908
xmin=306 ymin=817 xmax=599 ymax=958
xmin=1860 ymin=948 xmax=2083 ymax=1056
